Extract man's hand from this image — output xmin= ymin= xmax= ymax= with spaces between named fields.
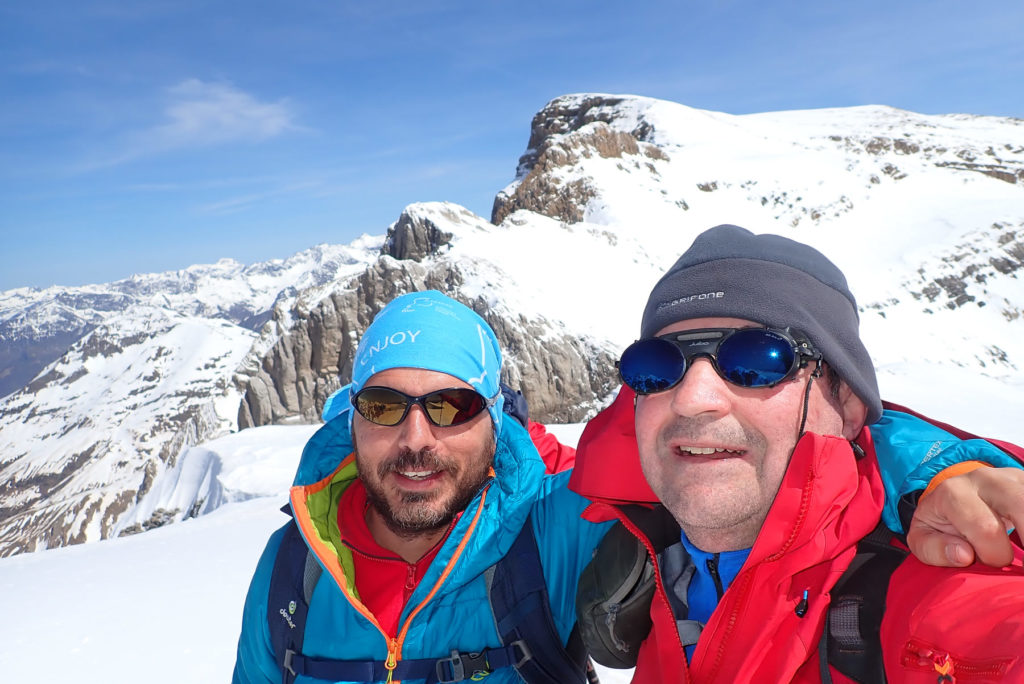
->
xmin=907 ymin=466 xmax=1024 ymax=567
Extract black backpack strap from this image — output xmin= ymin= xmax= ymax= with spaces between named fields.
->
xmin=268 ymin=512 xmax=321 ymax=684
xmin=486 ymin=513 xmax=590 ymax=684
xmin=283 ymin=644 xmax=529 ymax=683
xmin=820 ymin=521 xmax=910 ymax=684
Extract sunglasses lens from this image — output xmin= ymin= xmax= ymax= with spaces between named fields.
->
xmin=716 ymin=329 xmax=796 ymax=387
xmin=354 ymin=387 xmax=410 ymax=426
xmin=423 ymin=389 xmax=487 ymax=427
xmin=619 ymin=338 xmax=687 ymax=395
xmin=354 ymin=387 xmax=488 ymax=427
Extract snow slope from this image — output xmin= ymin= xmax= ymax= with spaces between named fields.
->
xmin=0 ymin=422 xmax=638 ymax=683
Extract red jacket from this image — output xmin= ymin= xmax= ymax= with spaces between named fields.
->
xmin=570 ymin=387 xmax=1024 ymax=683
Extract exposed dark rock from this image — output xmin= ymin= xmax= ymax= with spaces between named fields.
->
xmin=238 ymin=258 xmax=458 ymax=428
xmin=119 ymin=507 xmax=181 ymax=536
xmin=0 ymin=445 xmax=98 ymax=555
xmin=934 ymin=160 xmax=1023 ymax=184
xmin=492 ymin=96 xmax=669 ymax=225
xmin=26 ymin=367 xmax=64 ymax=393
xmin=881 ymin=163 xmax=907 ymax=180
xmin=0 ymin=387 xmax=223 ymax=556
xmin=893 ymin=139 xmax=920 ymax=155
xmin=237 ymin=218 xmax=619 ymax=428
xmin=908 ymin=226 xmax=1024 ymax=311
xmin=384 ymin=208 xmax=455 ymax=261
xmin=79 ymin=334 xmax=123 ymax=360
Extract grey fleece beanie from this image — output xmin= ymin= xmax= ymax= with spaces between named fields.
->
xmin=641 ymin=224 xmax=882 ymax=424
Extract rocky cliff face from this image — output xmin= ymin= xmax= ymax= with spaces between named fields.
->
xmin=236 ymin=205 xmax=619 ymax=429
xmin=492 ymin=95 xmax=669 ymax=225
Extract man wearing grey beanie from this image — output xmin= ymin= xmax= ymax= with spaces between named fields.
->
xmin=571 ymin=225 xmax=1024 ymax=683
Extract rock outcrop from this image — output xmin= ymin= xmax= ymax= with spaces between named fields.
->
xmin=492 ymin=94 xmax=669 ymax=225
xmin=237 ymin=207 xmax=619 ymax=427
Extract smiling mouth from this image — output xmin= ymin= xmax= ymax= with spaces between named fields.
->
xmin=397 ymin=470 xmax=440 ymax=481
xmin=675 ymin=446 xmax=743 ymax=456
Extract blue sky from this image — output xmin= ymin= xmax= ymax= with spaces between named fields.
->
xmin=2 ymin=0 xmax=1022 ymax=291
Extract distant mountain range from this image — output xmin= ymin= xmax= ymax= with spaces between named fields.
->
xmin=2 ymin=93 xmax=1023 ymax=556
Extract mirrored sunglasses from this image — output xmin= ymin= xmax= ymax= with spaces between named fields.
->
xmin=352 ymin=386 xmax=490 ymax=427
xmin=619 ymin=327 xmax=821 ymax=395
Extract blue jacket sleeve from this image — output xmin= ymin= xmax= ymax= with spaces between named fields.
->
xmin=531 ymin=470 xmax=615 ymax=644
xmin=232 ymin=524 xmax=288 ymax=684
xmin=871 ymin=409 xmax=1024 ymax=533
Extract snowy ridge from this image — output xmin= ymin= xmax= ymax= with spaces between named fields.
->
xmin=0 ymin=240 xmax=382 ymax=337
xmin=454 ymin=95 xmax=1024 ymax=379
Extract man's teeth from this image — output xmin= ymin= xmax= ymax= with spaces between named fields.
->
xmin=400 ymin=470 xmax=436 ymax=480
xmin=677 ymin=446 xmax=741 ymax=455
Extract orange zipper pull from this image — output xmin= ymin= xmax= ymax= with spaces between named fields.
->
xmin=385 ymin=638 xmax=399 ymax=683
xmin=933 ymin=652 xmax=956 ymax=683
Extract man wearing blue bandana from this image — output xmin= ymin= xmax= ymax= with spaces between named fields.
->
xmin=233 ymin=288 xmax=1024 ymax=684
xmin=233 ymin=291 xmax=612 ymax=684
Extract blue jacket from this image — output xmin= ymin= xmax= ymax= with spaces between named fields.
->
xmin=232 ymin=415 xmax=611 ymax=684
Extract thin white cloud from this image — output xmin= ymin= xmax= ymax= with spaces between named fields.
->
xmin=80 ymin=80 xmax=301 ymax=169
xmin=152 ymin=79 xmax=298 ymax=147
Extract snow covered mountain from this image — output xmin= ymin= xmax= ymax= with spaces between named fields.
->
xmin=2 ymin=93 xmax=1023 ymax=557
xmin=0 ymin=242 xmax=381 ymax=555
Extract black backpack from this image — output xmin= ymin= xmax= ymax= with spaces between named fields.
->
xmin=818 ymin=522 xmax=910 ymax=683
xmin=266 ymin=508 xmax=592 ymax=684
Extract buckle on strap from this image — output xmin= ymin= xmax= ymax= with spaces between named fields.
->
xmin=283 ymin=649 xmax=298 ymax=677
xmin=436 ymin=649 xmax=491 ymax=683
xmin=510 ymin=639 xmax=532 ymax=669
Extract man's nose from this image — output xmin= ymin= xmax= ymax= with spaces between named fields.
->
xmin=668 ymin=357 xmax=733 ymax=418
xmin=397 ymin=404 xmax=439 ymax=452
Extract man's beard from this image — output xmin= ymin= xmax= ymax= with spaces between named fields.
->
xmin=358 ymin=443 xmax=494 ymax=539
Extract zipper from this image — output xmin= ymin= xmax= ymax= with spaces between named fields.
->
xmin=703 ymin=463 xmax=818 ymax=680
xmin=706 ymin=554 xmax=725 ymax=600
xmin=384 ymin=637 xmax=399 ymax=683
xmin=901 ymin=639 xmax=1012 ymax=681
xmin=389 ymin=484 xmax=492 ymax=678
xmin=291 ymin=472 xmax=489 ymax=684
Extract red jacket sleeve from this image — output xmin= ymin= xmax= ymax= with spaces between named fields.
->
xmin=528 ymin=420 xmax=576 ymax=473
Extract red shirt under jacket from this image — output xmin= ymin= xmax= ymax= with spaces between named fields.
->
xmin=337 ymin=480 xmax=454 ymax=638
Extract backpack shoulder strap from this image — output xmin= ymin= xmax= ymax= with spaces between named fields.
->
xmin=267 ymin=511 xmax=321 ymax=684
xmin=820 ymin=522 xmax=910 ymax=684
xmin=486 ymin=512 xmax=590 ymax=684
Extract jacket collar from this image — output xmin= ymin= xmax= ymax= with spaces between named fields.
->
xmin=291 ymin=416 xmax=547 ymax=592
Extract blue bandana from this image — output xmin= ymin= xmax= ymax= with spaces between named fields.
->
xmin=343 ymin=290 xmax=505 ymax=434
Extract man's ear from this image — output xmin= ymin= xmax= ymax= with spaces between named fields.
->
xmin=837 ymin=382 xmax=869 ymax=440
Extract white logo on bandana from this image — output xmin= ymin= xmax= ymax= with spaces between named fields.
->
xmin=358 ymin=329 xmax=422 ymax=366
